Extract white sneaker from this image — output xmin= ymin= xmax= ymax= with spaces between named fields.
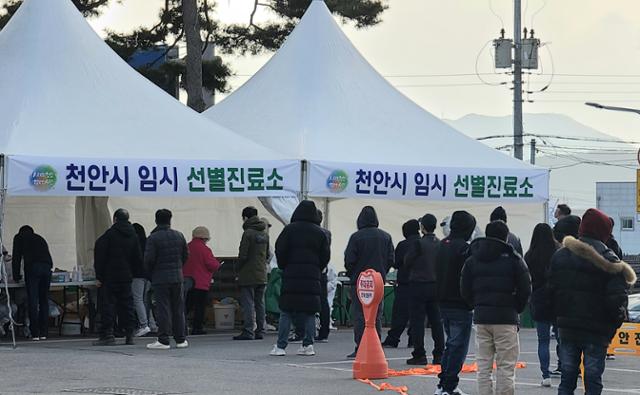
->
xmin=542 ymin=378 xmax=552 ymax=387
xmin=270 ymin=345 xmax=286 ymax=356
xmin=39 ymin=337 xmax=46 ymax=340
xmin=297 ymin=345 xmax=315 ymax=356
xmin=32 ymin=337 xmax=40 ymax=341
xmin=146 ymin=341 xmax=170 ymax=350
xmin=443 ymin=388 xmax=469 ymax=395
xmin=134 ymin=326 xmax=151 ymax=337
xmin=176 ymin=340 xmax=189 ymax=349
xmin=434 ymin=385 xmax=443 ymax=395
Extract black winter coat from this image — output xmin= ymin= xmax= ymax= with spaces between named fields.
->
xmin=94 ymin=221 xmax=143 ymax=284
xmin=344 ymin=207 xmax=394 ymax=281
xmin=405 ymin=234 xmax=440 ymax=284
xmin=549 ymin=236 xmax=636 ymax=345
xmin=145 ymin=225 xmax=189 ymax=285
xmin=393 ymin=236 xmax=419 ymax=285
xmin=525 ymin=243 xmax=559 ymax=322
xmin=461 ymin=238 xmax=532 ymax=325
xmin=12 ymin=226 xmax=53 ymax=282
xmin=275 ymin=201 xmax=330 ymax=313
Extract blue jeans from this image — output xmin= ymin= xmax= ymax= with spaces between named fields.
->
xmin=536 ymin=321 xmax=552 ymax=379
xmin=558 ymin=340 xmax=607 ymax=395
xmin=438 ymin=308 xmax=473 ymax=392
xmin=277 ymin=311 xmax=315 ymax=349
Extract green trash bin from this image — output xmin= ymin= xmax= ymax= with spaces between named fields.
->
xmin=520 ymin=304 xmax=535 ymax=328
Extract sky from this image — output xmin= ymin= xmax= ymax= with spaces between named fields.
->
xmin=87 ymin=0 xmax=640 ymax=141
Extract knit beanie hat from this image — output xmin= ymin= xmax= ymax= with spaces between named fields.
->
xmin=192 ymin=226 xmax=211 ymax=240
xmin=578 ymin=208 xmax=612 ymax=243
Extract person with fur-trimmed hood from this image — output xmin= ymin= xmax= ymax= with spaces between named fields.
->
xmin=549 ymin=208 xmax=636 ymax=395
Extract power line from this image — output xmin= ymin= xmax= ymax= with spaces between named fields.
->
xmin=477 ymin=133 xmax=640 ymax=144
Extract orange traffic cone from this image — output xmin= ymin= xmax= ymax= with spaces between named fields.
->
xmin=353 ymin=269 xmax=389 ymax=380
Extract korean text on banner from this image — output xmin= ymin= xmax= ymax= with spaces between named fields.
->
xmin=607 ymin=323 xmax=640 ymax=356
xmin=7 ymin=155 xmax=301 ymax=197
xmin=308 ymin=161 xmax=549 ymax=202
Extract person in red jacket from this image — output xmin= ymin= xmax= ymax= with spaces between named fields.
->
xmin=183 ymin=226 xmax=221 ymax=335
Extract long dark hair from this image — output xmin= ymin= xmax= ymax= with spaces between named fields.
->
xmin=132 ymin=223 xmax=147 ymax=253
xmin=525 ymin=223 xmax=558 ymax=287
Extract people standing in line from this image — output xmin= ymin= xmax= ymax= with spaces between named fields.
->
xmin=93 ymin=209 xmax=142 ymax=346
xmin=404 ymin=214 xmax=445 ymax=366
xmin=344 ymin=206 xmax=394 ymax=359
xmin=12 ymin=225 xmax=53 ymax=341
xmin=549 ymin=208 xmax=636 ymax=395
xmin=314 ymin=209 xmax=332 ymax=343
xmin=524 ymin=223 xmax=561 ymax=387
xmin=183 ymin=226 xmax=221 ymax=335
xmin=554 ymin=204 xmax=572 ymax=222
xmin=382 ymin=219 xmax=420 ymax=349
xmin=145 ymin=209 xmax=189 ymax=350
xmin=461 ymin=220 xmax=532 ymax=395
xmin=131 ymin=223 xmax=154 ymax=337
xmin=553 ymin=215 xmax=581 ymax=245
xmin=489 ymin=206 xmax=523 ymax=256
xmin=233 ymin=206 xmax=269 ymax=341
xmin=270 ymin=201 xmax=330 ymax=357
xmin=434 ymin=210 xmax=477 ymax=395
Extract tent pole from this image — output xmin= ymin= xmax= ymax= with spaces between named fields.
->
xmin=323 ymin=197 xmax=330 ymax=229
xmin=0 ymin=154 xmax=16 ymax=349
xmin=300 ymin=160 xmax=309 ymax=200
xmin=543 ymin=199 xmax=550 ymax=225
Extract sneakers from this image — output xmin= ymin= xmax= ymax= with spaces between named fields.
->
xmin=314 ymin=337 xmax=329 ymax=343
xmin=406 ymin=356 xmax=429 ymax=366
xmin=434 ymin=385 xmax=443 ymax=395
xmin=442 ymin=388 xmax=470 ymax=395
xmin=134 ymin=326 xmax=151 ymax=337
xmin=606 ymin=354 xmax=616 ymax=360
xmin=550 ymin=368 xmax=562 ymax=376
xmin=270 ymin=345 xmax=286 ymax=356
xmin=176 ymin=340 xmax=189 ymax=349
xmin=40 ymin=337 xmax=47 ymax=341
xmin=381 ymin=340 xmax=398 ymax=348
xmin=254 ymin=333 xmax=264 ymax=340
xmin=233 ymin=332 xmax=254 ymax=341
xmin=347 ymin=350 xmax=358 ymax=359
xmin=542 ymin=378 xmax=552 ymax=387
xmin=146 ymin=341 xmax=170 ymax=350
xmin=297 ymin=345 xmax=316 ymax=356
xmin=32 ymin=337 xmax=40 ymax=341
xmin=93 ymin=337 xmax=116 ymax=346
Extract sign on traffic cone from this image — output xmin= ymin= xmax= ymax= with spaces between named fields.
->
xmin=352 ymin=269 xmax=388 ymax=379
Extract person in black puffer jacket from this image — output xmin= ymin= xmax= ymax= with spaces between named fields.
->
xmin=549 ymin=208 xmax=636 ymax=395
xmin=553 ymin=214 xmax=581 ymax=244
xmin=93 ymin=209 xmax=143 ymax=346
xmin=461 ymin=220 xmax=531 ymax=395
xmin=344 ymin=206 xmax=394 ymax=358
xmin=382 ymin=219 xmax=420 ymax=349
xmin=405 ymin=214 xmax=445 ymax=366
xmin=145 ymin=209 xmax=189 ymax=350
xmin=12 ymin=225 xmax=53 ymax=340
xmin=434 ymin=210 xmax=476 ymax=395
xmin=271 ymin=200 xmax=330 ymax=356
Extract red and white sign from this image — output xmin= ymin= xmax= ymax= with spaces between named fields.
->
xmin=357 ymin=273 xmax=376 ymax=306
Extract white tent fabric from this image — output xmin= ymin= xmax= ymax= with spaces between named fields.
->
xmin=0 ymin=0 xmax=287 ymax=271
xmin=204 ymin=0 xmax=546 ymax=265
xmin=205 ymin=0 xmax=532 ymax=170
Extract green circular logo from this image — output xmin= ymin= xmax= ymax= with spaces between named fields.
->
xmin=30 ymin=165 xmax=57 ymax=191
xmin=326 ymin=170 xmax=348 ymax=193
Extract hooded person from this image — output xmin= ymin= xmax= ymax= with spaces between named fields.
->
xmin=270 ymin=200 xmax=330 ymax=357
xmin=344 ymin=206 xmax=394 ymax=358
xmin=490 ymin=206 xmax=523 ymax=256
xmin=605 ymin=217 xmax=623 ymax=259
xmin=12 ymin=225 xmax=53 ymax=341
xmin=434 ymin=210 xmax=477 ymax=395
xmin=93 ymin=208 xmax=143 ymax=346
xmin=461 ymin=220 xmax=531 ymax=395
xmin=382 ymin=219 xmax=420 ymax=349
xmin=553 ymin=214 xmax=581 ymax=244
xmin=549 ymin=208 xmax=636 ymax=395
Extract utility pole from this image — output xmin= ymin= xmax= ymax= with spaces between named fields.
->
xmin=530 ymin=138 xmax=536 ymax=165
xmin=513 ymin=0 xmax=524 ymax=160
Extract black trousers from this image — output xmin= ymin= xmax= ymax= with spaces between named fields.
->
xmin=186 ymin=289 xmax=208 ymax=331
xmin=409 ymin=282 xmax=445 ymax=359
xmin=154 ymin=283 xmax=186 ymax=345
xmin=25 ymin=264 xmax=51 ymax=338
xmin=318 ymin=274 xmax=330 ymax=340
xmin=384 ymin=283 xmax=411 ymax=346
xmin=100 ymin=282 xmax=135 ymax=338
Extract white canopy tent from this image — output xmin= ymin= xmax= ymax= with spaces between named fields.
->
xmin=0 ymin=0 xmax=298 ymax=274
xmin=204 ymin=0 xmax=549 ymax=264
